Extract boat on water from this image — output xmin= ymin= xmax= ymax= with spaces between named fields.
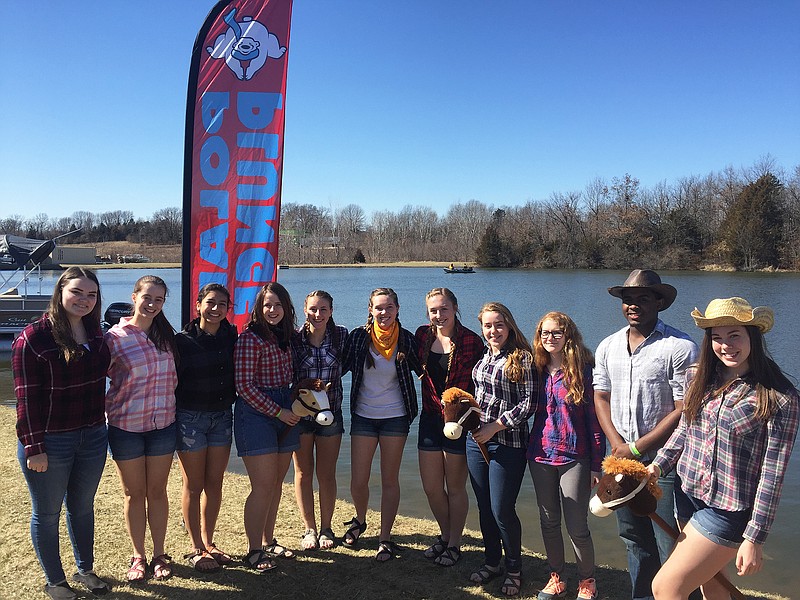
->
xmin=444 ymin=265 xmax=475 ymax=274
xmin=0 ymin=235 xmax=61 ymax=351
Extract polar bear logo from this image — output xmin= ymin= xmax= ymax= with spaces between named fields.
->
xmin=206 ymin=8 xmax=286 ymax=81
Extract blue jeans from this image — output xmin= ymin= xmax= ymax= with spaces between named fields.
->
xmin=615 ymin=468 xmax=677 ymax=600
xmin=466 ymin=437 xmax=527 ymax=573
xmin=18 ymin=424 xmax=108 ymax=585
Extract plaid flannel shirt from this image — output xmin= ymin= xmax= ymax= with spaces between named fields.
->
xmin=105 ymin=317 xmax=177 ymax=432
xmin=471 ymin=347 xmax=538 ymax=448
xmin=653 ymin=367 xmax=800 ymax=545
xmin=290 ymin=325 xmax=348 ymax=413
xmin=526 ymin=365 xmax=605 ymax=472
xmin=13 ymin=315 xmax=110 ymax=457
xmin=175 ymin=318 xmax=238 ymax=412
xmin=415 ymin=322 xmax=485 ymax=416
xmin=234 ymin=329 xmax=293 ymax=417
xmin=342 ymin=324 xmax=422 ymax=422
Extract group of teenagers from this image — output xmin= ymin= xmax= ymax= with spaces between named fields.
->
xmin=13 ymin=266 xmax=799 ymax=600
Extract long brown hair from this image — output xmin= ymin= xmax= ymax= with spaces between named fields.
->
xmin=245 ymin=281 xmax=296 ymax=349
xmin=47 ymin=267 xmax=102 ymax=363
xmin=532 ymin=311 xmax=594 ymax=404
xmin=477 ymin=302 xmax=532 ymax=383
xmin=684 ymin=326 xmax=795 ymax=424
xmin=132 ymin=275 xmax=176 ymax=354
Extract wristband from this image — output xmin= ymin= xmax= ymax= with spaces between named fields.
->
xmin=629 ymin=442 xmax=642 ymax=458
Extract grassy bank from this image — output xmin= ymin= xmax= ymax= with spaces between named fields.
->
xmin=0 ymin=408 xmax=783 ymax=599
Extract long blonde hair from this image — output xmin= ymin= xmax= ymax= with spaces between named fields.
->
xmin=532 ymin=311 xmax=594 ymax=404
xmin=477 ymin=302 xmax=532 ymax=383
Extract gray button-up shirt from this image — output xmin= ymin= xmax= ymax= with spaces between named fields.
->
xmin=593 ymin=319 xmax=697 ymax=461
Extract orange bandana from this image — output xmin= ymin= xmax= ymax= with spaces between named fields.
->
xmin=370 ymin=320 xmax=399 ymax=360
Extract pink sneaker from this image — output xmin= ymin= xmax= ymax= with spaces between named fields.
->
xmin=537 ymin=572 xmax=567 ymax=600
xmin=577 ymin=578 xmax=598 ymax=600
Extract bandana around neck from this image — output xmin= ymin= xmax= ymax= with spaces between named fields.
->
xmin=370 ymin=320 xmax=399 ymax=360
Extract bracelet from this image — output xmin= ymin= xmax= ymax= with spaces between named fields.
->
xmin=629 ymin=442 xmax=642 ymax=458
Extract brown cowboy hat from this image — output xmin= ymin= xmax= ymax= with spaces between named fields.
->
xmin=691 ymin=297 xmax=774 ymax=333
xmin=607 ymin=269 xmax=678 ymax=309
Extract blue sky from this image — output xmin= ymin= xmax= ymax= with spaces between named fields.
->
xmin=1 ymin=1 xmax=798 ymax=220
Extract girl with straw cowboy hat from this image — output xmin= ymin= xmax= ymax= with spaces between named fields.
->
xmin=646 ymin=297 xmax=799 ymax=600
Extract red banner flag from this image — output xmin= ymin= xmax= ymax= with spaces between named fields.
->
xmin=182 ymin=0 xmax=292 ymax=330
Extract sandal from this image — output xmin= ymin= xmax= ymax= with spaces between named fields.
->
xmin=342 ymin=517 xmax=367 ymax=546
xmin=126 ymin=556 xmax=147 ymax=582
xmin=263 ymin=538 xmax=296 ymax=560
xmin=375 ymin=539 xmax=402 ymax=562
xmin=72 ymin=571 xmax=111 ymax=595
xmin=301 ymin=528 xmax=319 ymax=551
xmin=423 ymin=535 xmax=447 ymax=560
xmin=469 ymin=564 xmax=503 ymax=585
xmin=434 ymin=546 xmax=462 ymax=567
xmin=501 ymin=572 xmax=522 ymax=597
xmin=184 ymin=549 xmax=220 ymax=573
xmin=242 ymin=549 xmax=277 ymax=573
xmin=150 ymin=554 xmax=173 ymax=580
xmin=207 ymin=542 xmax=233 ymax=566
xmin=318 ymin=527 xmax=336 ymax=550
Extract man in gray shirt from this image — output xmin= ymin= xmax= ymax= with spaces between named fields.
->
xmin=593 ymin=269 xmax=698 ymax=600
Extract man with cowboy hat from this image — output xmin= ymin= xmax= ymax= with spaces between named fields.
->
xmin=592 ymin=269 xmax=698 ymax=600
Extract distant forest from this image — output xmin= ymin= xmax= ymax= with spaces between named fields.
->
xmin=3 ymin=159 xmax=798 ymax=271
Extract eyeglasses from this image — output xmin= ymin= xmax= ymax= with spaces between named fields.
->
xmin=540 ymin=330 xmax=564 ymax=340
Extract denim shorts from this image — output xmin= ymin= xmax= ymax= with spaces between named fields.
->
xmin=297 ymin=408 xmax=345 ymax=437
xmin=234 ymin=391 xmax=300 ymax=456
xmin=675 ymin=487 xmax=751 ymax=548
xmin=176 ymin=408 xmax=233 ymax=452
xmin=417 ymin=410 xmax=466 ymax=455
xmin=350 ymin=413 xmax=410 ymax=438
xmin=108 ymin=423 xmax=177 ymax=461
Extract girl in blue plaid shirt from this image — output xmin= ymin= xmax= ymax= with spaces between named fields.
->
xmin=648 ymin=297 xmax=799 ymax=600
xmin=468 ymin=302 xmax=537 ymax=597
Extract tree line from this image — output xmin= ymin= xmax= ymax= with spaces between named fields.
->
xmin=3 ymin=158 xmax=798 ymax=271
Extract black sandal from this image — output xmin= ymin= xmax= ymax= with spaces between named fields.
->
xmin=434 ymin=546 xmax=461 ymax=567
xmin=242 ymin=549 xmax=277 ymax=573
xmin=375 ymin=540 xmax=402 ymax=562
xmin=469 ymin=564 xmax=503 ymax=585
xmin=501 ymin=571 xmax=522 ymax=597
xmin=423 ymin=535 xmax=447 ymax=560
xmin=342 ymin=517 xmax=366 ymax=546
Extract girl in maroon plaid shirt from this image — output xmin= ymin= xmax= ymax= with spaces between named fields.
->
xmin=415 ymin=287 xmax=483 ymax=567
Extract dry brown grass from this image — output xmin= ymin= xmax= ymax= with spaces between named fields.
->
xmin=0 ymin=408 xmax=784 ymax=600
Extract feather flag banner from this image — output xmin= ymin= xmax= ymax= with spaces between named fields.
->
xmin=182 ymin=0 xmax=292 ymax=329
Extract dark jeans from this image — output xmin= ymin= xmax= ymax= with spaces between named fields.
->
xmin=466 ymin=437 xmax=527 ymax=573
xmin=615 ymin=469 xmax=676 ymax=600
xmin=18 ymin=424 xmax=108 ymax=585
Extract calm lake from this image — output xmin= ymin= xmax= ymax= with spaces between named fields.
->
xmin=2 ymin=267 xmax=798 ymax=596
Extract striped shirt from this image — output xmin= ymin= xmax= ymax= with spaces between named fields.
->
xmin=342 ymin=324 xmax=422 ymax=422
xmin=527 ymin=365 xmax=605 ymax=472
xmin=234 ymin=328 xmax=293 ymax=417
xmin=593 ymin=319 xmax=697 ymax=461
xmin=653 ymin=368 xmax=800 ymax=545
xmin=13 ymin=315 xmax=110 ymax=457
xmin=105 ymin=317 xmax=177 ymax=433
xmin=415 ymin=322 xmax=485 ymax=416
xmin=290 ymin=325 xmax=348 ymax=413
xmin=471 ymin=347 xmax=538 ymax=448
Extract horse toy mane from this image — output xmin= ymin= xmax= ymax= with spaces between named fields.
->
xmin=441 ymin=387 xmax=489 ymax=464
xmin=290 ymin=378 xmax=334 ymax=426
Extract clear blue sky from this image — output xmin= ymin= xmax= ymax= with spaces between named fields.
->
xmin=1 ymin=1 xmax=798 ymax=220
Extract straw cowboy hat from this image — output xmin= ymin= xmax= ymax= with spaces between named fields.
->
xmin=691 ymin=297 xmax=774 ymax=333
xmin=607 ymin=269 xmax=678 ymax=309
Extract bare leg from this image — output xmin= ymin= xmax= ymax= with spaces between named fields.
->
xmin=652 ymin=522 xmax=737 ymax=600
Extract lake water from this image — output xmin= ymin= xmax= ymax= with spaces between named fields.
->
xmin=2 ymin=267 xmax=798 ymax=596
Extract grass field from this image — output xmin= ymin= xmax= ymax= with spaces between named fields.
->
xmin=0 ymin=407 xmax=784 ymax=599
